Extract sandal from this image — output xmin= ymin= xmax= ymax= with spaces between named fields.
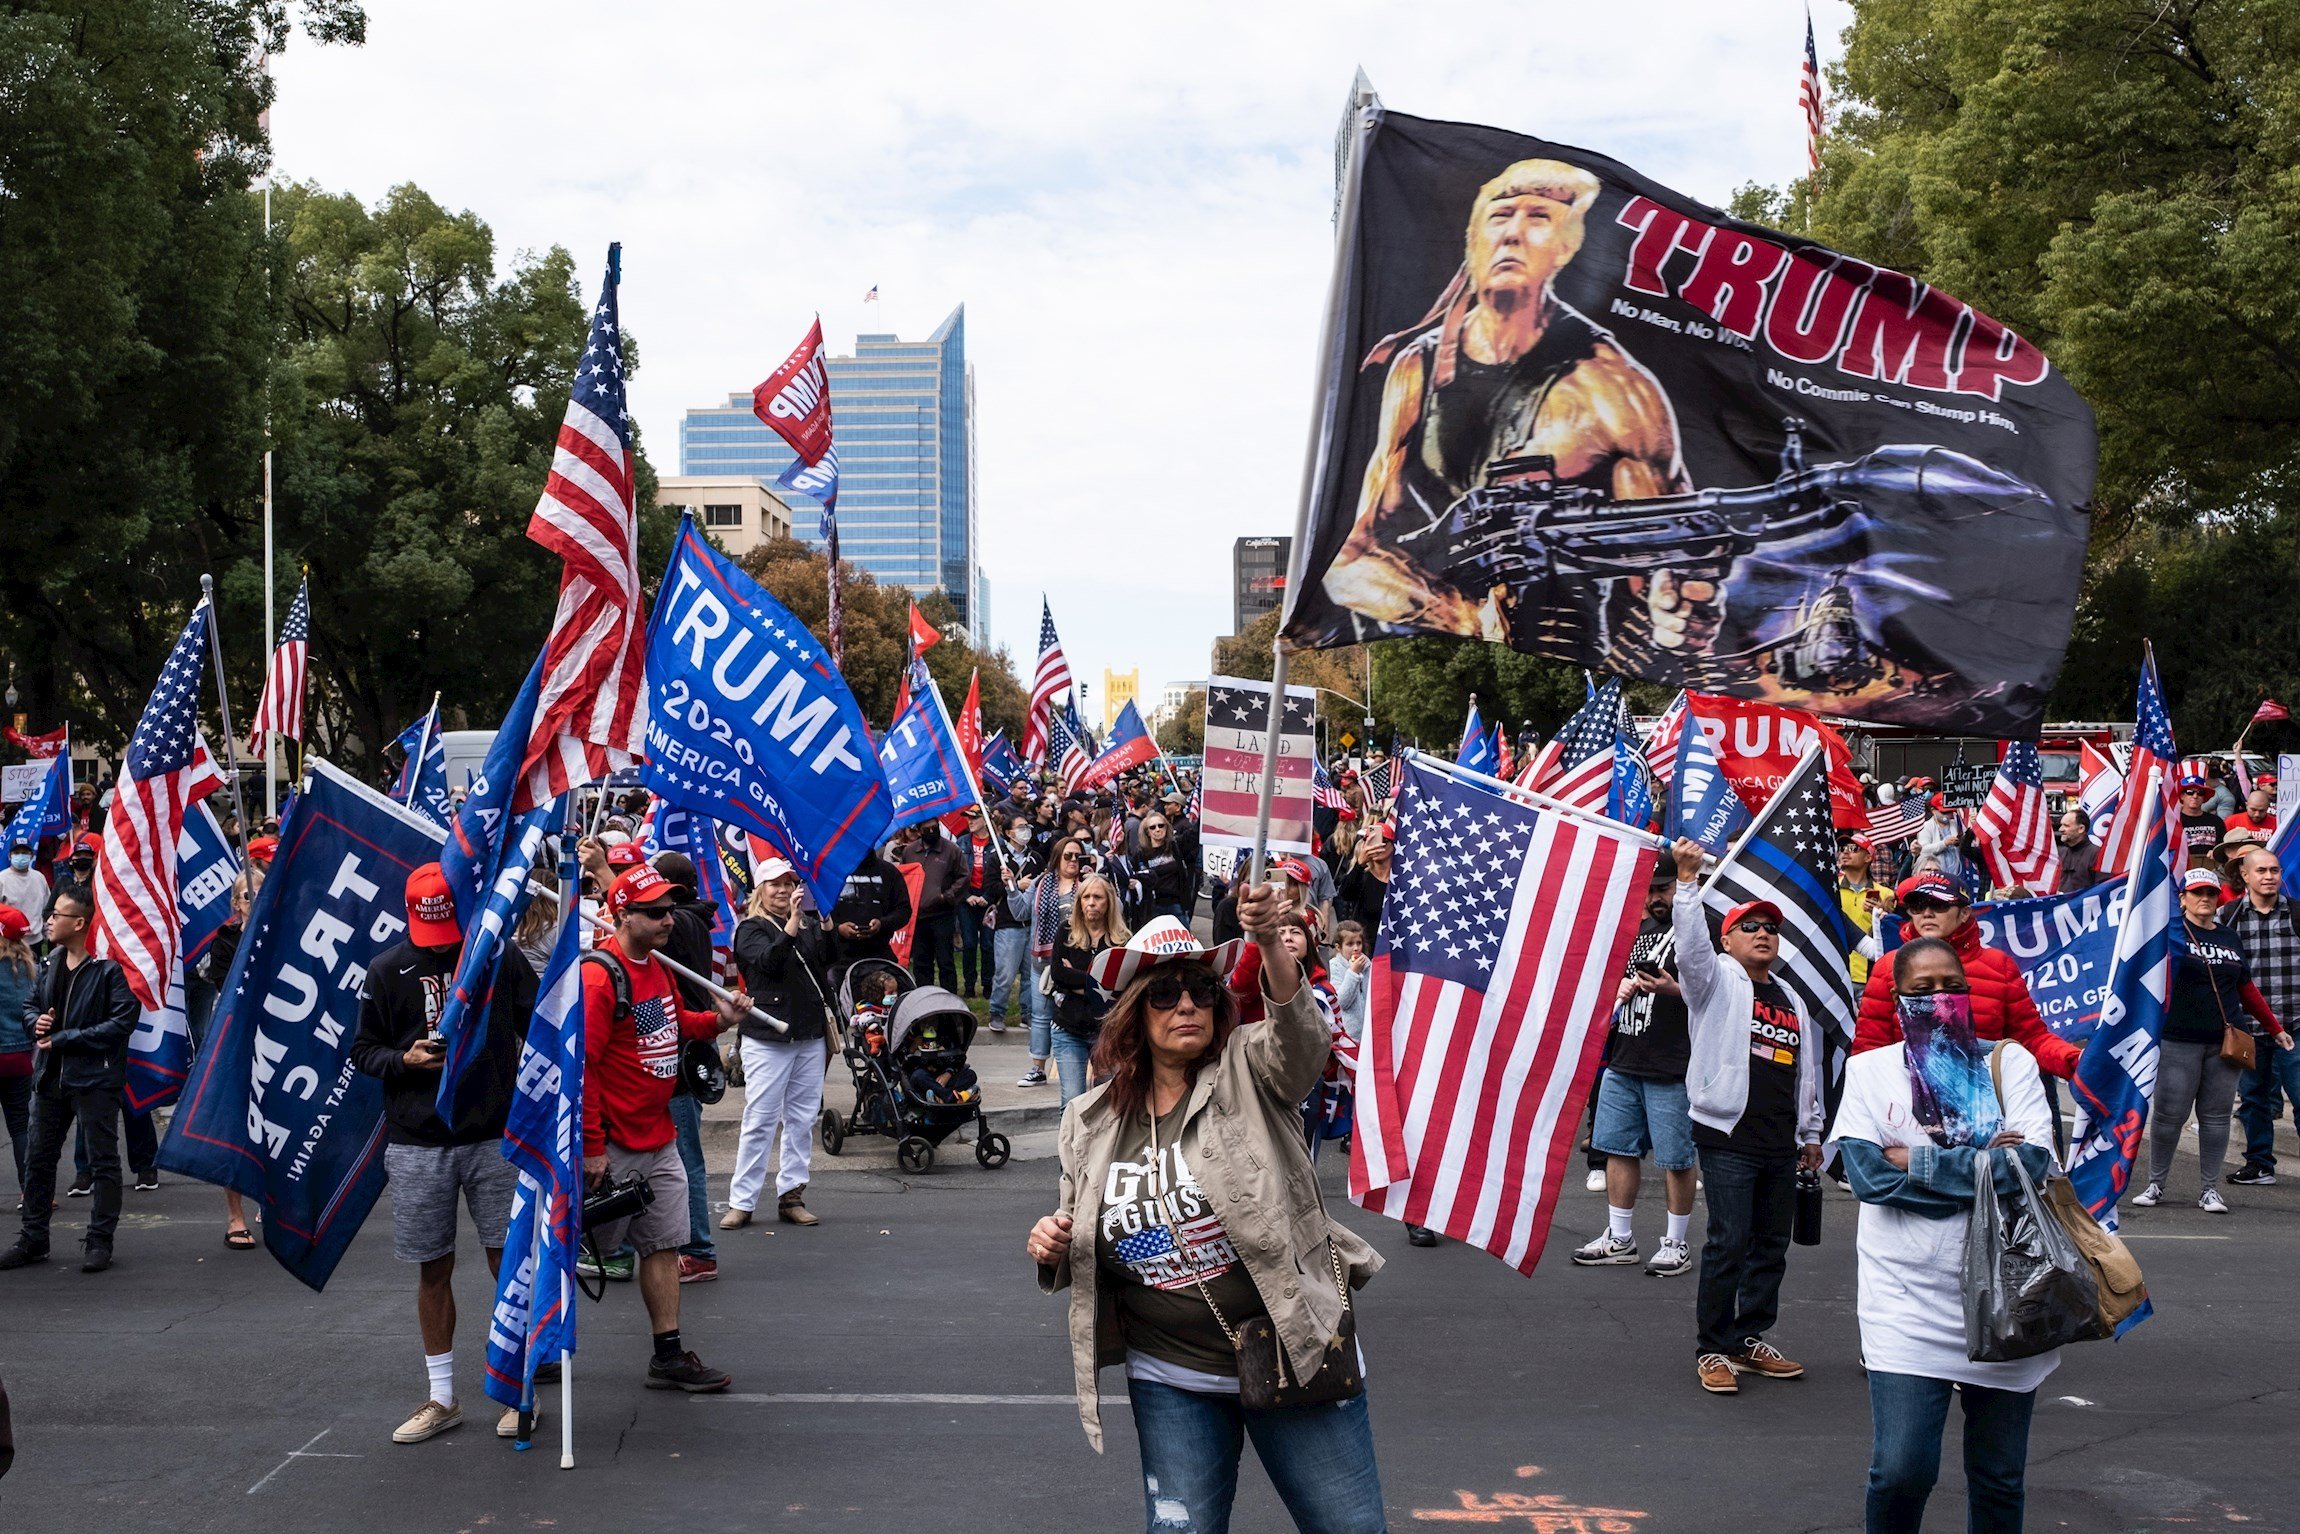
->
xmin=225 ymin=1225 xmax=256 ymax=1249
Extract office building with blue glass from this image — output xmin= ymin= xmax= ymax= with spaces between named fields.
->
xmin=679 ymin=306 xmax=986 ymax=637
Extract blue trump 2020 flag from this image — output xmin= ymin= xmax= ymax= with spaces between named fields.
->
xmin=644 ymin=517 xmax=891 ymax=911
xmin=642 ymin=802 xmax=740 ymax=939
xmin=123 ymin=802 xmax=241 ymax=1113
xmin=158 ymin=761 xmax=445 ymax=1290
xmin=2 ymin=746 xmax=71 ymax=852
xmin=979 ymin=729 xmax=1023 ymax=795
xmin=1667 ymin=714 xmax=1750 ymax=854
xmin=393 ymin=703 xmax=454 ymax=830
xmin=485 ymin=839 xmax=584 ymax=1414
xmin=879 ymin=672 xmax=979 ymax=835
xmin=1456 ymin=702 xmax=1496 ymax=775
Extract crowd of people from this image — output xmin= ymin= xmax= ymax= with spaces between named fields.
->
xmin=3 ymin=733 xmax=2295 ymax=1534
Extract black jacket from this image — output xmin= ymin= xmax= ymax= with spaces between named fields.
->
xmin=663 ymin=891 xmax=717 ymax=1012
xmin=994 ymin=844 xmax=1042 ymax=930
xmin=1050 ymin=933 xmax=1117 ymax=1038
xmin=830 ymin=849 xmax=913 ymax=964
xmin=954 ymin=836 xmax=1009 ymax=933
xmin=1130 ymin=846 xmax=1192 ymax=909
xmin=350 ymin=941 xmax=533 ymax=1147
xmin=27 ymin=951 xmax=137 ymax=1095
xmin=731 ymin=913 xmax=834 ymax=1042
xmin=895 ymin=833 xmax=967 ymax=918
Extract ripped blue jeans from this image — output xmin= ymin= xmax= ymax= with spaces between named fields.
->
xmin=1125 ymin=1376 xmax=1387 ymax=1534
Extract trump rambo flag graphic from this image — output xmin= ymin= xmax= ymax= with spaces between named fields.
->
xmin=1281 ymin=108 xmax=2097 ymax=737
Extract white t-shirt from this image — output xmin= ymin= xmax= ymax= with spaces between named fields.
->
xmin=1832 ymin=1041 xmax=2061 ymax=1393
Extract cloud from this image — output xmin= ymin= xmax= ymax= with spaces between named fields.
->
xmin=270 ymin=0 xmax=1852 ymax=704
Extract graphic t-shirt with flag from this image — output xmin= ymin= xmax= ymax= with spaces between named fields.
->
xmin=1096 ymin=1100 xmax=1265 ymax=1378
xmin=1691 ymin=978 xmax=1803 ymax=1157
xmin=580 ymin=942 xmax=719 ymax=1157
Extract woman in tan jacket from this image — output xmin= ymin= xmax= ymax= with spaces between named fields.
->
xmin=1025 ymin=882 xmax=1387 ymax=1534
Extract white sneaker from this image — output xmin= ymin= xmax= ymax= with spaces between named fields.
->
xmin=1645 ymin=1237 xmax=1693 ymax=1277
xmin=392 ymin=1399 xmax=462 ymax=1444
xmin=2198 ymin=1188 xmax=2229 ymax=1214
xmin=2129 ymin=1182 xmax=2162 ymax=1207
xmin=1584 ymin=1169 xmax=1606 ymax=1192
xmin=1570 ymin=1231 xmax=1639 ymax=1266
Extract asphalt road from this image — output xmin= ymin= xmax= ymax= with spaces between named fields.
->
xmin=3 ymin=1128 xmax=2296 ymax=1532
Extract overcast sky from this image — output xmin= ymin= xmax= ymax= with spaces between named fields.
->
xmin=270 ymin=0 xmax=1853 ymax=707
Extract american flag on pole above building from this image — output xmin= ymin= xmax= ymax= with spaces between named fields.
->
xmin=1799 ymin=10 xmax=1825 ymax=172
xmin=90 ymin=603 xmax=227 ymax=1013
xmin=1350 ymin=754 xmax=1656 ymax=1274
xmin=1972 ymin=740 xmax=2062 ymax=892
xmin=246 ymin=577 xmax=309 ymax=754
xmin=1024 ymin=599 xmax=1072 ymax=765
xmin=520 ymin=243 xmax=647 ymax=811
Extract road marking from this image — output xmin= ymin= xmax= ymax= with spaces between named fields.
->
xmin=246 ymin=1428 xmax=360 ymax=1495
xmin=704 ymin=1392 xmax=1128 ymax=1407
xmin=2055 ymin=1396 xmax=2096 ymax=1407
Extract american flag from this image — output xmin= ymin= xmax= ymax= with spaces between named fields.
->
xmin=1972 ymin=740 xmax=2061 ymax=892
xmin=1526 ymin=677 xmax=1622 ymax=813
xmin=1644 ymin=692 xmax=1688 ymax=787
xmin=1361 ymin=757 xmax=1393 ymax=808
xmin=1312 ymin=756 xmax=1350 ymax=811
xmin=247 ymin=577 xmax=309 ymax=754
xmin=2096 ymin=650 xmax=2177 ymax=880
xmin=520 ymin=244 xmax=646 ymax=810
xmin=1046 ymin=703 xmax=1091 ymax=796
xmin=1799 ymin=10 xmax=1825 ymax=173
xmin=90 ymin=603 xmax=227 ymax=1013
xmin=1701 ymin=746 xmax=1856 ymax=1044
xmin=1350 ymin=755 xmax=1656 ymax=1272
xmin=1024 ymin=598 xmax=1071 ymax=765
xmin=1863 ymin=796 xmax=1928 ymax=845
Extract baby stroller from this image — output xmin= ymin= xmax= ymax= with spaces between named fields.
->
xmin=820 ymin=958 xmax=1011 ymax=1173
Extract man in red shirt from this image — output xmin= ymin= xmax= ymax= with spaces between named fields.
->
xmin=583 ymin=865 xmax=750 ymax=1392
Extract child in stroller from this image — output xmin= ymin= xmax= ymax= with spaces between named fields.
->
xmin=822 ymin=960 xmax=1010 ymax=1173
xmin=901 ymin=1011 xmax=979 ymax=1105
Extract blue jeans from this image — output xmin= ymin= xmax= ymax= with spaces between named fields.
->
xmin=667 ymin=1092 xmax=714 ymax=1260
xmin=1027 ymin=961 xmax=1055 ymax=1059
xmin=1694 ymin=1143 xmax=1795 ymax=1357
xmin=1866 ymin=1370 xmax=2035 ymax=1534
xmin=988 ymin=926 xmax=1030 ymax=1026
xmin=2236 ymin=1038 xmax=2300 ymax=1171
xmin=1050 ymin=1029 xmax=1093 ymax=1106
xmin=1126 ymin=1376 xmax=1387 ymax=1534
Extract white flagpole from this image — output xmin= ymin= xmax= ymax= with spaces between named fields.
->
xmin=404 ymin=692 xmax=441 ymax=806
xmin=559 ymin=1351 xmax=574 ymax=1470
xmin=1695 ymin=741 xmax=1829 ymax=899
xmin=920 ymin=669 xmax=1013 ymax=881
xmin=524 ymin=884 xmax=787 ymax=1035
xmin=197 ymin=577 xmax=257 ymax=864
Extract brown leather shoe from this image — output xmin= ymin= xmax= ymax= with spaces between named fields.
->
xmin=777 ymin=1188 xmax=818 ymax=1226
xmin=1728 ymin=1340 xmax=1805 ymax=1379
xmin=1697 ymin=1354 xmax=1739 ymax=1394
xmin=718 ymin=1207 xmax=751 ymax=1230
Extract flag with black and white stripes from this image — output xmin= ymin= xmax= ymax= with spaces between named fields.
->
xmin=1701 ymin=746 xmax=1856 ymax=1043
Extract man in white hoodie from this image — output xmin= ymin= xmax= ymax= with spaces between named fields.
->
xmin=1670 ymin=838 xmax=1824 ymax=1397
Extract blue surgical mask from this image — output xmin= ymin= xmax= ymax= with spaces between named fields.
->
xmin=8 ymin=852 xmax=28 ymax=871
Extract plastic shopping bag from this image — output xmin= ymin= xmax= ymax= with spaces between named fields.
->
xmin=1963 ymin=1146 xmax=2104 ymax=1362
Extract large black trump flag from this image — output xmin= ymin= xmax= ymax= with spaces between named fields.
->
xmin=1282 ymin=109 xmax=2096 ymax=737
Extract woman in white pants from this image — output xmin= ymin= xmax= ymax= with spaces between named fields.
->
xmin=723 ymin=859 xmax=836 ymax=1228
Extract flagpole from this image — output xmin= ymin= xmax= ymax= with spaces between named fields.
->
xmin=1408 ymin=748 xmax=1668 ymax=848
xmin=1249 ymin=79 xmax=1378 ymax=885
xmin=263 ymin=181 xmax=277 ymax=822
xmin=555 ymin=807 xmax=577 ymax=1469
xmin=405 ymin=691 xmax=441 ymax=807
xmin=524 ymin=885 xmax=788 ymax=1035
xmin=1695 ymin=741 xmax=1828 ymax=899
xmin=198 ymin=575 xmax=257 ymax=863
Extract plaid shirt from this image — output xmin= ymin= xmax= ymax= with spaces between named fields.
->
xmin=2224 ymin=896 xmax=2300 ymax=1033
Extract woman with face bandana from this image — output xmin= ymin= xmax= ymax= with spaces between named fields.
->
xmin=1833 ymin=937 xmax=2061 ymax=1534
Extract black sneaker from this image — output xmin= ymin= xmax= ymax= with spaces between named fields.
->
xmin=80 ymin=1244 xmax=112 ymax=1274
xmin=0 ymin=1239 xmax=48 ymax=1270
xmin=133 ymin=1170 xmax=160 ymax=1192
xmin=66 ymin=1176 xmax=91 ymax=1198
xmin=645 ymin=1350 xmax=731 ymax=1394
xmin=1406 ymin=1224 xmax=1440 ymax=1248
xmin=2228 ymin=1166 xmax=2277 ymax=1187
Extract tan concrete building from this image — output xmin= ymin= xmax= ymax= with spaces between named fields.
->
xmin=1101 ymin=668 xmax=1140 ymax=733
xmin=656 ymin=476 xmax=795 ymax=558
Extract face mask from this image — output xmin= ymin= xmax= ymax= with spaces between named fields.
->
xmin=1896 ymin=990 xmax=1999 ymax=1148
xmin=8 ymin=853 xmax=28 ymax=871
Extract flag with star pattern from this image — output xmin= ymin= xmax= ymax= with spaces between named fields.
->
xmin=1197 ymin=675 xmax=1317 ymax=855
xmin=1699 ymin=745 xmax=1856 ymax=1042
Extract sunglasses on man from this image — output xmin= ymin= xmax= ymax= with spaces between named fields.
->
xmin=1733 ymin=919 xmax=1780 ymax=936
xmin=1143 ymin=973 xmax=1223 ymax=1012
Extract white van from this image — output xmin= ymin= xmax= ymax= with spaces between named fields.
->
xmin=437 ymin=730 xmax=496 ymax=795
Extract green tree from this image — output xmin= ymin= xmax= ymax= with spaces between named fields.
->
xmin=1746 ymin=0 xmax=2300 ymax=745
xmin=0 ymin=1 xmax=362 ymax=741
xmin=258 ymin=181 xmax=678 ymax=767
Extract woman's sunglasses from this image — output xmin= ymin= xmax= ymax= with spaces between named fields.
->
xmin=1060 ymin=851 xmax=1082 ymax=864
xmin=1143 ymin=973 xmax=1222 ymax=1011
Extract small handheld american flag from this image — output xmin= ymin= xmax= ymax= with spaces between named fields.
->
xmin=247 ymin=577 xmax=309 ymax=755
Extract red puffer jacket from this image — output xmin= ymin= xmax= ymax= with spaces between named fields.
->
xmin=1851 ymin=917 xmax=2083 ymax=1079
